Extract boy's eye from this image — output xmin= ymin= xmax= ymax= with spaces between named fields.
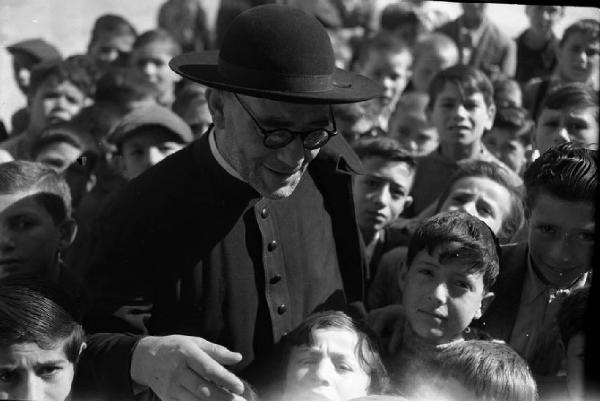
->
xmin=417 ymin=268 xmax=434 ymax=277
xmin=454 ymin=280 xmax=472 ymax=290
xmin=463 ymin=101 xmax=478 ymax=111
xmin=536 ymin=224 xmax=557 ymax=236
xmin=476 ymin=203 xmax=494 ymax=217
xmin=38 ymin=365 xmax=62 ymax=379
xmin=0 ymin=370 xmax=16 ymax=383
xmin=335 ymin=362 xmax=353 ymax=372
xmin=391 ymin=188 xmax=406 ymax=200
xmin=10 ymin=217 xmax=37 ymax=230
xmin=576 ymin=231 xmax=595 ymax=242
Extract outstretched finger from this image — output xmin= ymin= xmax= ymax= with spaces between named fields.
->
xmin=179 ymin=370 xmax=246 ymax=401
xmin=185 ymin=346 xmax=245 ymax=395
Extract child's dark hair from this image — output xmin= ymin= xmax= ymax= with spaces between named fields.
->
xmin=535 ymin=82 xmax=598 ymax=123
xmin=133 ymin=29 xmax=181 ymax=56
xmin=0 ymin=161 xmax=72 ymax=222
xmin=406 ymin=211 xmax=500 ymax=290
xmin=492 ymin=106 xmax=533 ymax=146
xmin=492 ymin=77 xmax=522 ymax=109
xmin=284 ymin=311 xmax=389 ymax=395
xmin=435 ymin=160 xmax=525 ymax=243
xmin=423 ymin=340 xmax=538 ymax=401
xmin=559 ymin=18 xmax=599 ymax=48
xmin=380 ymin=3 xmax=423 ymax=34
xmin=353 ymin=137 xmax=416 ymax=170
xmin=28 ymin=58 xmax=95 ymax=99
xmin=94 ymin=66 xmax=159 ymax=109
xmin=0 ymin=276 xmax=85 ymax=364
xmin=523 ymin=143 xmax=597 ymax=214
xmin=428 ymin=65 xmax=494 ymax=109
xmin=557 ymin=286 xmax=589 ymax=348
xmin=89 ymin=13 xmax=137 ymax=48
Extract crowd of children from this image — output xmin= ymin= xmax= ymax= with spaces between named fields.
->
xmin=0 ymin=1 xmax=598 ymax=401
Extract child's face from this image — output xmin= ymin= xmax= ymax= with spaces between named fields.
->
xmin=565 ymin=332 xmax=585 ymax=400
xmin=412 ymin=49 xmax=457 ymax=94
xmin=0 ymin=191 xmax=73 ymax=279
xmin=131 ymin=41 xmax=180 ymax=100
xmin=29 ymin=79 xmax=88 ymax=132
xmin=526 ymin=6 xmax=563 ymax=36
xmin=0 ymin=341 xmax=75 ymax=401
xmin=353 ymin=157 xmax=414 ymax=238
xmin=428 ymin=83 xmax=495 ymax=148
xmin=483 ymin=128 xmax=528 ymax=173
xmin=120 ymin=128 xmax=185 ymax=180
xmin=358 ymin=51 xmax=412 ymax=112
xmin=534 ymin=105 xmax=598 ymax=154
xmin=89 ymin=32 xmax=135 ymax=67
xmin=400 ymin=247 xmax=494 ymax=344
xmin=388 ymin=111 xmax=439 ymax=157
xmin=557 ymin=32 xmax=600 ymax=83
xmin=528 ymin=192 xmax=594 ymax=288
xmin=285 ymin=328 xmax=371 ymax=401
xmin=35 ymin=142 xmax=84 ymax=173
xmin=439 ymin=176 xmax=512 ymax=236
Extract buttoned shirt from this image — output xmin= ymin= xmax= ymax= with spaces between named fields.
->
xmin=510 ymin=256 xmax=588 ymax=375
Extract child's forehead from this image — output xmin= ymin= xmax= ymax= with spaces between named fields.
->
xmin=412 ymin=245 xmax=485 ymax=274
xmin=0 ymin=341 xmax=70 ymax=364
xmin=0 ymin=190 xmax=50 ymax=213
xmin=122 ymin=126 xmax=179 ymax=145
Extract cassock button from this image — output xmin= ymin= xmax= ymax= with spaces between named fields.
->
xmin=267 ymin=240 xmax=277 ymax=251
xmin=261 ymin=208 xmax=269 ymax=218
xmin=270 ymin=274 xmax=282 ymax=284
xmin=277 ymin=304 xmax=287 ymax=315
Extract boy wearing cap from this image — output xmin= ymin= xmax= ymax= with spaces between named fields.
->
xmin=108 ymin=104 xmax=193 ymax=180
xmin=6 ymin=38 xmax=62 ymax=135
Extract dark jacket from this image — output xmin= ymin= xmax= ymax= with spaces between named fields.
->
xmin=83 ymin=132 xmax=367 ymax=387
xmin=437 ymin=16 xmax=516 ymax=80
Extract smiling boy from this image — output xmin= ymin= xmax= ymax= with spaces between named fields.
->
xmin=475 ymin=143 xmax=596 ymax=379
xmin=407 ymin=65 xmax=507 ymax=216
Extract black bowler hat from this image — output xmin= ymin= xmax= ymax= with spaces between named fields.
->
xmin=169 ymin=4 xmax=383 ymax=104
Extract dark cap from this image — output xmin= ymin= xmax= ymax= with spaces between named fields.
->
xmin=108 ymin=104 xmax=194 ymax=146
xmin=7 ymin=38 xmax=62 ymax=62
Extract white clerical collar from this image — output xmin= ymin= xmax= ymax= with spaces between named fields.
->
xmin=208 ymin=128 xmax=245 ymax=182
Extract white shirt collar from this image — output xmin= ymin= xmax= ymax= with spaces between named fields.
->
xmin=208 ymin=128 xmax=245 ymax=182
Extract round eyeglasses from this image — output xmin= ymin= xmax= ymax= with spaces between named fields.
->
xmin=234 ymin=93 xmax=337 ymax=150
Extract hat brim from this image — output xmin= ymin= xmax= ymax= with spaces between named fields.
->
xmin=170 ymin=52 xmax=383 ymax=104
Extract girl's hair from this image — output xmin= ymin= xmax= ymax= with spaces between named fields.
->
xmin=284 ymin=311 xmax=390 ymax=395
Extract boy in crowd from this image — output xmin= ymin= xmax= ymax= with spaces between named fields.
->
xmin=524 ymin=18 xmax=599 ymax=119
xmin=0 ymin=279 xmax=85 ymax=401
xmin=352 ymin=34 xmax=413 ymax=132
xmin=387 ymin=92 xmax=438 ymax=158
xmin=408 ymin=340 xmax=538 ymax=401
xmin=130 ymin=29 xmax=182 ymax=107
xmin=387 ymin=211 xmax=499 ymax=393
xmin=171 ymin=82 xmax=212 ymax=139
xmin=0 ymin=59 xmax=94 ymax=161
xmin=378 ymin=2 xmax=424 ymax=48
xmin=368 ymin=159 xmax=523 ymax=310
xmin=352 ymin=137 xmax=416 ymax=285
xmin=475 ymin=143 xmax=596 ymax=380
xmin=436 ymin=3 xmax=516 ymax=81
xmin=515 ymin=6 xmax=564 ymax=85
xmin=493 ymin=77 xmax=523 ymax=109
xmin=407 ymin=64 xmax=505 ymax=217
xmin=109 ymin=104 xmax=193 ymax=180
xmin=533 ymin=82 xmax=598 ymax=155
xmin=6 ymin=38 xmax=62 ymax=135
xmin=280 ymin=311 xmax=389 ymax=401
xmin=0 ymin=161 xmax=78 ymax=295
xmin=483 ymin=105 xmax=533 ymax=175
xmin=87 ymin=14 xmax=137 ymax=72
xmin=406 ymin=32 xmax=459 ymax=95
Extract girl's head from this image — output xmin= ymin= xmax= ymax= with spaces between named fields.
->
xmin=0 ymin=161 xmax=76 ymax=279
xmin=435 ymin=160 xmax=524 ymax=243
xmin=283 ymin=311 xmax=388 ymax=401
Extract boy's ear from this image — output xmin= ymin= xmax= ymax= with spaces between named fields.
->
xmin=205 ymin=89 xmax=226 ymax=129
xmin=474 ymin=291 xmax=495 ymax=320
xmin=58 ymin=218 xmax=78 ymax=250
xmin=404 ymin=195 xmax=413 ymax=210
xmin=484 ymin=103 xmax=496 ymax=131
